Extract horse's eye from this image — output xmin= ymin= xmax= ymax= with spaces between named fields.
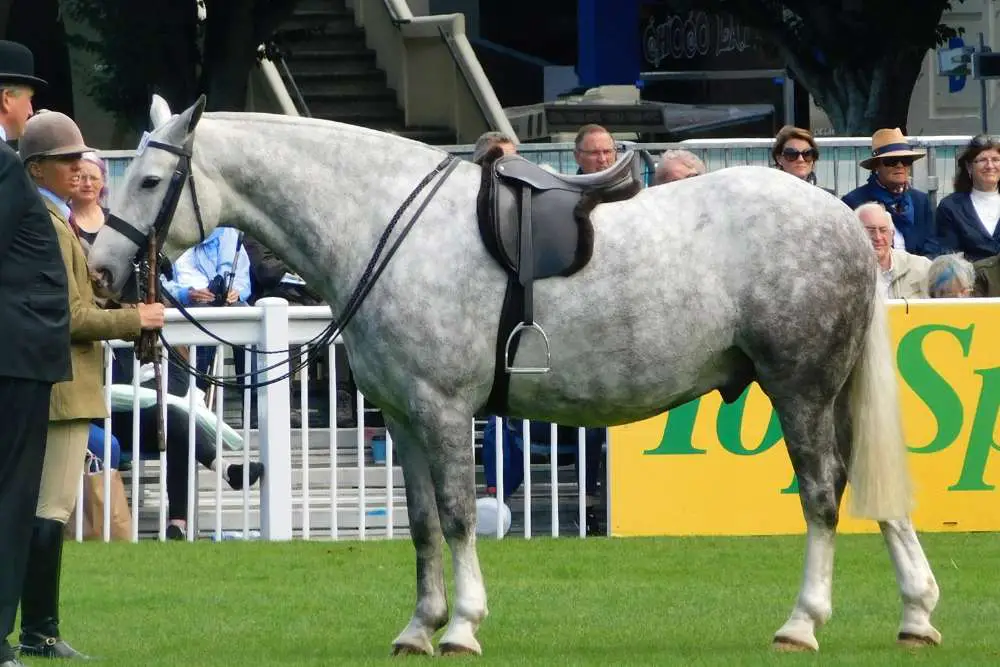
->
xmin=140 ymin=176 xmax=161 ymax=189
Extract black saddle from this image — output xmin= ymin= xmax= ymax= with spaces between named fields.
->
xmin=475 ymin=147 xmax=643 ymax=413
xmin=480 ymin=152 xmax=641 ymax=279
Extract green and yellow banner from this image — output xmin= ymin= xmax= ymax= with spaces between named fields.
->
xmin=609 ymin=301 xmax=1000 ymax=536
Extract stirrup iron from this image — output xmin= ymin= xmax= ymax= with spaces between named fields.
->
xmin=504 ymin=322 xmax=550 ymax=374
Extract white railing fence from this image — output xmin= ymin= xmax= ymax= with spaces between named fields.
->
xmin=71 ymin=300 xmax=601 ymax=543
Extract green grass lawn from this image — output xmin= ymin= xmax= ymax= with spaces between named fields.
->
xmin=40 ymin=532 xmax=1000 ymax=666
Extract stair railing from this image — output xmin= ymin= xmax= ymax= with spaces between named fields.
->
xmin=256 ymin=43 xmax=309 ymax=118
xmin=348 ymin=0 xmax=517 ymax=143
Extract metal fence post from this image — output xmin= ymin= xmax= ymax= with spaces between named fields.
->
xmin=257 ymin=297 xmax=293 ymax=540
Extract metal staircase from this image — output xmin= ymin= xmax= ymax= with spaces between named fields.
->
xmin=272 ymin=0 xmax=456 ymax=144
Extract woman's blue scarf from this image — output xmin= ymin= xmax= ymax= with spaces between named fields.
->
xmin=864 ymin=173 xmax=914 ymax=229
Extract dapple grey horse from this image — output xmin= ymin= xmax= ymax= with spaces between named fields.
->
xmin=88 ymin=96 xmax=940 ymax=656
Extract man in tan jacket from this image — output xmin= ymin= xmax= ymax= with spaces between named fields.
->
xmin=857 ymin=202 xmax=931 ymax=299
xmin=18 ymin=111 xmax=164 ymax=660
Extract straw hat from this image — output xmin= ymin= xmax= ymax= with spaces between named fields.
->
xmin=859 ymin=128 xmax=925 ymax=169
xmin=19 ymin=111 xmax=93 ymax=163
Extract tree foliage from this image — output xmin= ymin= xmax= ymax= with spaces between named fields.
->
xmin=59 ymin=0 xmax=299 ymax=131
xmin=664 ymin=0 xmax=966 ymax=134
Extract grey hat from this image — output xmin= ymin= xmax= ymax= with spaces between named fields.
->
xmin=19 ymin=110 xmax=93 ymax=163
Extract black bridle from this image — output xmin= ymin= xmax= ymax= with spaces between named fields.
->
xmin=105 ymin=134 xmax=460 ymax=391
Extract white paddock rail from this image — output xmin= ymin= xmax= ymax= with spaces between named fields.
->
xmin=71 ymin=298 xmax=598 ymax=543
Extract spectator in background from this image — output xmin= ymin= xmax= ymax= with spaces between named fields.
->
xmin=857 ymin=202 xmax=931 ymax=299
xmin=653 ymin=149 xmax=706 ymax=184
xmin=481 ymin=418 xmax=605 ymax=535
xmin=162 ymin=227 xmax=251 ymax=393
xmin=472 ymin=131 xmax=516 ymax=165
xmin=68 ymin=151 xmax=108 ymax=255
xmin=934 ymin=135 xmax=1000 ymax=262
xmin=842 ymin=128 xmax=939 ymax=256
xmin=771 ymin=125 xmax=833 ymax=194
xmin=927 ymin=253 xmax=975 ymax=298
xmin=573 ymin=124 xmax=617 ymax=174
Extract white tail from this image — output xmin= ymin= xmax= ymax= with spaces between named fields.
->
xmin=846 ymin=283 xmax=914 ymax=520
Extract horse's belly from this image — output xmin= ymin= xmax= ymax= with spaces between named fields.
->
xmin=506 ymin=285 xmax=739 ymax=427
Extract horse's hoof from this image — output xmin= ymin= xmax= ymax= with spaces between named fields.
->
xmin=897 ymin=630 xmax=941 ymax=648
xmin=438 ymin=642 xmax=481 ymax=657
xmin=391 ymin=642 xmax=435 ymax=657
xmin=772 ymin=636 xmax=818 ymax=653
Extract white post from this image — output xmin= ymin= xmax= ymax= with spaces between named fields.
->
xmin=257 ymin=297 xmax=293 ymax=540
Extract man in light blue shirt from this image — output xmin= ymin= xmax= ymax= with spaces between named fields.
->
xmin=162 ymin=227 xmax=251 ymax=306
xmin=162 ymin=227 xmax=253 ymax=396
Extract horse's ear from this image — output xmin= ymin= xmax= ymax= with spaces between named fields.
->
xmin=186 ymin=95 xmax=207 ymax=134
xmin=149 ymin=95 xmax=172 ymax=130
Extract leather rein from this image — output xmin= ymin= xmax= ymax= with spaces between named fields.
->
xmin=106 ymin=137 xmax=460 ymax=391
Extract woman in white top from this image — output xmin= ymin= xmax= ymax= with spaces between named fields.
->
xmin=935 ymin=135 xmax=1000 ymax=261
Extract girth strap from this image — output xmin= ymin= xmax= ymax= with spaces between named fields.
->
xmin=518 ymin=185 xmax=534 ymax=325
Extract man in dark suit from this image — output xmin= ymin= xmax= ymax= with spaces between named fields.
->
xmin=0 ymin=40 xmax=71 ymax=667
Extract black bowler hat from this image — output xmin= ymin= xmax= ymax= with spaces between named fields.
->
xmin=0 ymin=40 xmax=47 ymax=89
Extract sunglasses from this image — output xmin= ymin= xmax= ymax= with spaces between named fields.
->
xmin=879 ymin=156 xmax=914 ymax=167
xmin=781 ymin=148 xmax=817 ymax=162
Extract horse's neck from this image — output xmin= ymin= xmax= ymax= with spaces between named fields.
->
xmin=196 ymin=117 xmax=446 ymax=312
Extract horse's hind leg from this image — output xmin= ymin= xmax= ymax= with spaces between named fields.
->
xmin=772 ymin=395 xmax=847 ymax=652
xmin=387 ymin=417 xmax=449 ymax=656
xmin=879 ymin=519 xmax=941 ymax=646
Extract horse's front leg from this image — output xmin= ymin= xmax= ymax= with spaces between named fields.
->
xmin=387 ymin=417 xmax=449 ymax=656
xmin=414 ymin=407 xmax=486 ymax=656
xmin=879 ymin=519 xmax=941 ymax=647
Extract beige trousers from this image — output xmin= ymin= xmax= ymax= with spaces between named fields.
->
xmin=36 ymin=419 xmax=91 ymax=523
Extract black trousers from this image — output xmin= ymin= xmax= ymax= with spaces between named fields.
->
xmin=0 ymin=378 xmax=52 ymax=639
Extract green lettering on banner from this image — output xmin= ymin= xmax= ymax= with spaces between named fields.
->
xmin=897 ymin=323 xmax=973 ymax=454
xmin=781 ymin=475 xmax=799 ymax=495
xmin=716 ymin=387 xmax=783 ymax=455
xmin=950 ymin=366 xmax=1000 ymax=491
xmin=644 ymin=399 xmax=707 ymax=455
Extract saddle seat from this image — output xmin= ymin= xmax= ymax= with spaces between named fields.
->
xmin=481 ymin=151 xmax=642 ymax=279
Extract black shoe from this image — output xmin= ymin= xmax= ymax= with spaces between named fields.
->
xmin=18 ymin=519 xmax=90 ymax=659
xmin=165 ymin=524 xmax=186 ymax=541
xmin=225 ymin=462 xmax=264 ymax=491
xmin=19 ymin=634 xmax=90 ymax=660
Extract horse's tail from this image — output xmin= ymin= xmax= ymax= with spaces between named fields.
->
xmin=845 ymin=281 xmax=914 ymax=520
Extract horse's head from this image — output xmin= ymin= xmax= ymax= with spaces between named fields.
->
xmin=89 ymin=94 xmax=216 ymax=295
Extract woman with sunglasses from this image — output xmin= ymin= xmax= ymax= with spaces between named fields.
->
xmin=771 ymin=125 xmax=833 ymax=194
xmin=934 ymin=134 xmax=1000 ymax=262
xmin=842 ymin=128 xmax=939 ymax=256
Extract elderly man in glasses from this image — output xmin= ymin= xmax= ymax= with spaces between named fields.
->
xmin=856 ymin=201 xmax=931 ymax=299
xmin=842 ymin=128 xmax=940 ymax=257
xmin=653 ymin=149 xmax=706 ymax=184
